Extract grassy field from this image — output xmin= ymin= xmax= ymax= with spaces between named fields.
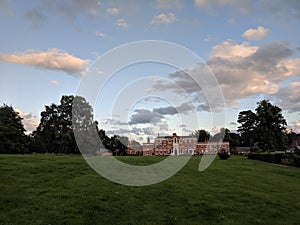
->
xmin=0 ymin=155 xmax=299 ymax=225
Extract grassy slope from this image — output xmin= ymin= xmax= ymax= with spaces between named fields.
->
xmin=0 ymin=155 xmax=299 ymax=225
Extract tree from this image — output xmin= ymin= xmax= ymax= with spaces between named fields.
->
xmin=0 ymin=104 xmax=28 ymax=153
xmin=98 ymin=129 xmax=111 ymax=149
xmin=211 ymin=128 xmax=241 ymax=151
xmin=226 ymin=132 xmax=242 ymax=151
xmin=31 ymin=95 xmax=97 ymax=154
xmin=109 ymin=135 xmax=128 ymax=156
xmin=194 ymin=129 xmax=211 ymax=142
xmin=237 ymin=100 xmax=287 ymax=151
xmin=237 ymin=110 xmax=257 ymax=147
xmin=211 ymin=128 xmax=229 ymax=142
xmin=255 ymin=100 xmax=287 ymax=150
xmin=72 ymin=96 xmax=100 ymax=155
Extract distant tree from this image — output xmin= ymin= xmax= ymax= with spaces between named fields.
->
xmin=226 ymin=132 xmax=242 ymax=151
xmin=194 ymin=129 xmax=211 ymax=142
xmin=110 ymin=135 xmax=128 ymax=156
xmin=255 ymin=100 xmax=287 ymax=150
xmin=31 ymin=95 xmax=97 ymax=154
xmin=287 ymin=131 xmax=300 ymax=147
xmin=98 ymin=129 xmax=111 ymax=149
xmin=210 ymin=128 xmax=242 ymax=151
xmin=237 ymin=110 xmax=257 ymax=147
xmin=0 ymin=104 xmax=28 ymax=153
xmin=211 ymin=128 xmax=229 ymax=142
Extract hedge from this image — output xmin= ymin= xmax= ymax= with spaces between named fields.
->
xmin=248 ymin=153 xmax=300 ymax=167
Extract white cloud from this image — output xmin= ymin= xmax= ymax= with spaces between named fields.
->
xmin=0 ymin=49 xmax=89 ymax=75
xmin=150 ymin=12 xmax=176 ymax=25
xmin=211 ymin=40 xmax=257 ymax=58
xmin=106 ymin=7 xmax=120 ymax=15
xmin=116 ymin=18 xmax=128 ymax=29
xmin=15 ymin=109 xmax=39 ymax=132
xmin=95 ymin=31 xmax=107 ymax=37
xmin=50 ymin=80 xmax=59 ymax=86
xmin=242 ymin=26 xmax=271 ymax=41
xmin=155 ymin=0 xmax=183 ymax=9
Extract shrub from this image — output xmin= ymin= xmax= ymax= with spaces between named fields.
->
xmin=248 ymin=153 xmax=283 ymax=164
xmin=218 ymin=148 xmax=230 ymax=160
xmin=250 ymin=146 xmax=262 ymax=153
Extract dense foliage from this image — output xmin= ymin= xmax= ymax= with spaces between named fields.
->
xmin=238 ymin=100 xmax=287 ymax=151
xmin=0 ymin=104 xmax=28 ymax=153
xmin=29 ymin=95 xmax=96 ymax=154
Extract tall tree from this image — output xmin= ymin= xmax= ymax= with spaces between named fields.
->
xmin=237 ymin=110 xmax=257 ymax=147
xmin=194 ymin=129 xmax=211 ymax=142
xmin=255 ymin=100 xmax=287 ymax=150
xmin=31 ymin=95 xmax=97 ymax=154
xmin=237 ymin=100 xmax=287 ymax=151
xmin=0 ymin=104 xmax=28 ymax=153
xmin=72 ymin=96 xmax=99 ymax=155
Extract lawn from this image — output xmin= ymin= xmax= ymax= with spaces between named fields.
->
xmin=0 ymin=155 xmax=299 ymax=225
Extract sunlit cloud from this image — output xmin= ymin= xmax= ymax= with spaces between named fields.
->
xmin=0 ymin=48 xmax=89 ymax=75
xmin=106 ymin=7 xmax=120 ymax=15
xmin=95 ymin=31 xmax=107 ymax=37
xmin=116 ymin=18 xmax=128 ymax=29
xmin=242 ymin=26 xmax=271 ymax=41
xmin=15 ymin=109 xmax=39 ymax=132
xmin=150 ymin=12 xmax=176 ymax=25
xmin=50 ymin=80 xmax=59 ymax=86
xmin=151 ymin=39 xmax=300 ymax=111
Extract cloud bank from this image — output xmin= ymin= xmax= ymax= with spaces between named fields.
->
xmin=151 ymin=40 xmax=300 ymax=111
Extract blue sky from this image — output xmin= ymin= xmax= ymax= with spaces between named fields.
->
xmin=0 ymin=0 xmax=300 ymax=142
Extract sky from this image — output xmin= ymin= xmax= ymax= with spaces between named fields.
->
xmin=0 ymin=0 xmax=300 ymax=143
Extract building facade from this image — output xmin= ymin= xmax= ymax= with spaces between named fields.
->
xmin=195 ymin=142 xmax=230 ymax=155
xmin=127 ymin=133 xmax=230 ymax=156
xmin=152 ymin=133 xmax=197 ymax=156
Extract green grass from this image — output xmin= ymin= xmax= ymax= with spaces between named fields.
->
xmin=0 ymin=155 xmax=299 ymax=225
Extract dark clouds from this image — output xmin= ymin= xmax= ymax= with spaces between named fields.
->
xmin=129 ymin=102 xmax=195 ymax=125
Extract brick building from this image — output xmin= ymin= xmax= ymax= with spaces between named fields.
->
xmin=127 ymin=133 xmax=230 ymax=156
xmin=152 ymin=133 xmax=197 ymax=156
xmin=195 ymin=142 xmax=230 ymax=155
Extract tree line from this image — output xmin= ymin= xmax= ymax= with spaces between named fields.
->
xmin=0 ymin=96 xmax=299 ymax=155
xmin=0 ymin=95 xmax=128 ymax=155
xmin=194 ymin=99 xmax=299 ymax=152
